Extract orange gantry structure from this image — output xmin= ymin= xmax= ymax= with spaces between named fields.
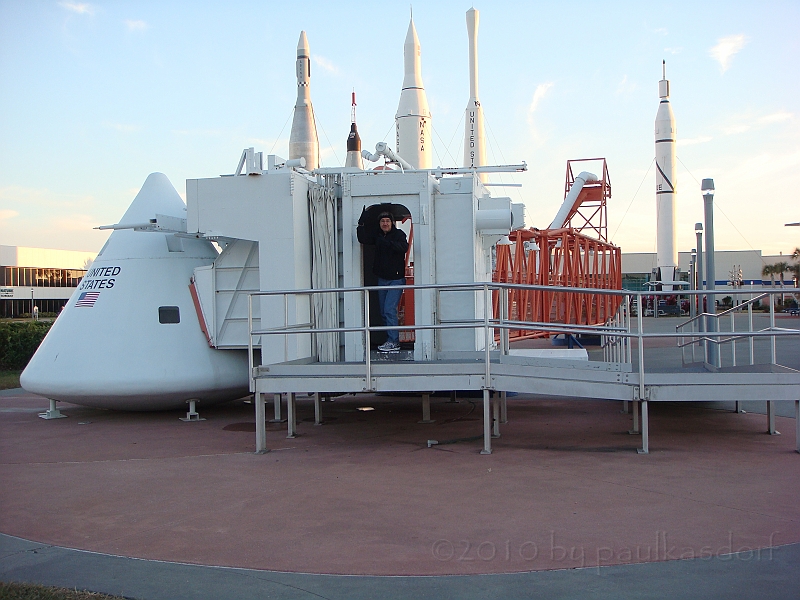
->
xmin=493 ymin=158 xmax=623 ymax=340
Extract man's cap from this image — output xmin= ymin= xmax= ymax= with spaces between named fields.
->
xmin=378 ymin=212 xmax=394 ymax=221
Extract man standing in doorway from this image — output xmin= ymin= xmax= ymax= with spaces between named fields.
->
xmin=358 ymin=210 xmax=408 ymax=352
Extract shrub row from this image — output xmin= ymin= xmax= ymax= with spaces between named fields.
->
xmin=0 ymin=320 xmax=53 ymax=370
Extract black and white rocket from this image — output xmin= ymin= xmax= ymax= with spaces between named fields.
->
xmin=345 ymin=91 xmax=363 ymax=169
xmin=655 ymin=61 xmax=678 ymax=287
xmin=463 ymin=8 xmax=487 ymax=182
xmin=289 ymin=31 xmax=319 ymax=170
xmin=395 ymin=17 xmax=432 ymax=170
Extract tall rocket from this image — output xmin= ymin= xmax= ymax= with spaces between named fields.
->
xmin=655 ymin=60 xmax=677 ymax=287
xmin=464 ymin=8 xmax=487 ymax=182
xmin=289 ymin=31 xmax=319 ymax=170
xmin=345 ymin=91 xmax=363 ymax=169
xmin=395 ymin=17 xmax=432 ymax=170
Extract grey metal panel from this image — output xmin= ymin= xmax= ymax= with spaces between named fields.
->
xmin=647 ymin=384 xmax=800 ymax=402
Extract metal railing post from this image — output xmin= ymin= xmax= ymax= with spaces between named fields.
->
xmin=770 ymin=292 xmax=776 ymax=365
xmin=248 ymin=294 xmax=254 ymax=393
xmin=364 ymin=288 xmax=372 ymax=389
xmin=637 ymin=292 xmax=645 ymax=403
xmin=484 ymin=284 xmax=491 ymax=388
xmin=500 ymin=286 xmax=509 ymax=355
xmin=748 ymin=298 xmax=754 ymax=365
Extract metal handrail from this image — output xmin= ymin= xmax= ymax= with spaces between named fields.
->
xmin=247 ymin=283 xmax=800 ymax=392
xmin=676 ymin=290 xmax=800 ymax=368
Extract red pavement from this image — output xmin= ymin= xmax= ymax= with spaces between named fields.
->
xmin=1 ymin=389 xmax=798 ymax=576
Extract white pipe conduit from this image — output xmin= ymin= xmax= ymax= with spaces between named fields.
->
xmin=548 ymin=171 xmax=598 ymax=230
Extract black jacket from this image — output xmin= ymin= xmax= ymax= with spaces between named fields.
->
xmin=357 ymin=223 xmax=408 ymax=280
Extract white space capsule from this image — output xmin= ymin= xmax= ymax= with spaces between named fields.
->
xmin=655 ymin=60 xmax=678 ymax=287
xmin=395 ymin=17 xmax=432 ymax=170
xmin=463 ymin=7 xmax=487 ymax=182
xmin=20 ymin=173 xmax=249 ymax=410
xmin=289 ymin=31 xmax=320 ymax=170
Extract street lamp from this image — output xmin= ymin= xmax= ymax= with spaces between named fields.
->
xmin=701 ymin=178 xmax=718 ymax=366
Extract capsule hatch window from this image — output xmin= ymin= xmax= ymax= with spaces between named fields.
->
xmin=158 ymin=306 xmax=180 ymax=324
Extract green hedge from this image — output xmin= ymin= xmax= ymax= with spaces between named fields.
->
xmin=0 ymin=320 xmax=53 ymax=370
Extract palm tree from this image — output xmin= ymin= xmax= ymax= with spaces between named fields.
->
xmin=775 ymin=261 xmax=790 ymax=304
xmin=762 ymin=264 xmax=777 ymax=308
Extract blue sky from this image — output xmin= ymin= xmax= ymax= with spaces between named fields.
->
xmin=1 ymin=0 xmax=798 ymax=258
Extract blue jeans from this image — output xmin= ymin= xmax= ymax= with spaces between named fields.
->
xmin=377 ymin=277 xmax=405 ymax=344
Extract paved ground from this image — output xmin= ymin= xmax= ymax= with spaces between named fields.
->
xmin=2 ymin=534 xmax=799 ymax=600
xmin=1 ymin=314 xmax=798 ymax=598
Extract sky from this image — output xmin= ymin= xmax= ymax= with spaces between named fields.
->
xmin=1 ymin=0 xmax=798 ymax=259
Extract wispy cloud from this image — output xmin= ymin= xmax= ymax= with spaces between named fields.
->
xmin=758 ymin=111 xmax=793 ymax=125
xmin=59 ymin=2 xmax=95 ymax=15
xmin=313 ymin=55 xmax=339 ymax=74
xmin=616 ymin=75 xmax=637 ymax=96
xmin=710 ymin=34 xmax=747 ymax=73
xmin=664 ymin=47 xmax=682 ymax=55
xmin=103 ymin=121 xmax=140 ymax=133
xmin=678 ymin=136 xmax=712 ymax=147
xmin=125 ymin=19 xmax=148 ymax=32
xmin=0 ymin=209 xmax=19 ymax=221
xmin=722 ymin=111 xmax=794 ymax=135
xmin=527 ymin=82 xmax=554 ymax=123
xmin=654 ymin=28 xmax=668 ymax=35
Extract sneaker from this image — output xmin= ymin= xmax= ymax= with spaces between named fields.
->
xmin=378 ymin=341 xmax=400 ymax=352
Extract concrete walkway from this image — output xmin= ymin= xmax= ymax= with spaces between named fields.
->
xmin=2 ymin=533 xmax=799 ymax=600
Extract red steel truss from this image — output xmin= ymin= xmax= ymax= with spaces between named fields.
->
xmin=493 ymin=158 xmax=622 ymax=340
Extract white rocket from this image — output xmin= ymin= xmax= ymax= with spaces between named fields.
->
xmin=395 ymin=17 xmax=432 ymax=170
xmin=654 ymin=60 xmax=678 ymax=288
xmin=464 ymin=8 xmax=487 ymax=182
xmin=289 ymin=31 xmax=319 ymax=170
xmin=345 ymin=91 xmax=363 ymax=169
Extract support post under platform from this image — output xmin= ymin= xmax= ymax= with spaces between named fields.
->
xmin=255 ymin=392 xmax=269 ymax=454
xmin=629 ymin=400 xmax=640 ymax=435
xmin=638 ymin=400 xmax=649 ymax=454
xmin=287 ymin=392 xmax=297 ymax=438
xmin=180 ymin=399 xmax=205 ymax=422
xmin=419 ymin=393 xmax=435 ymax=424
xmin=492 ymin=392 xmax=500 ymax=438
xmin=795 ymin=400 xmax=799 ymax=454
xmin=481 ymin=388 xmax=492 ymax=455
xmin=38 ymin=399 xmax=67 ymax=420
xmin=314 ymin=392 xmax=322 ymax=425
xmin=767 ymin=400 xmax=779 ymax=435
xmin=270 ymin=393 xmax=286 ymax=423
xmin=500 ymin=391 xmax=508 ymax=424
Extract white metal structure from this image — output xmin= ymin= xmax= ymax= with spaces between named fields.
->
xmin=20 ymin=14 xmax=800 ymax=459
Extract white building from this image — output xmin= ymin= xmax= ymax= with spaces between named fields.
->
xmin=0 ymin=245 xmax=96 ymax=317
xmin=621 ymin=250 xmax=794 ymax=291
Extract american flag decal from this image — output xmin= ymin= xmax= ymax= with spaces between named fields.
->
xmin=75 ymin=292 xmax=100 ymax=307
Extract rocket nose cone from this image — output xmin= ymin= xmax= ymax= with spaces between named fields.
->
xmin=297 ymin=30 xmax=309 ymax=57
xmin=405 ymin=18 xmax=419 ymax=48
xmin=118 ymin=172 xmax=185 ymax=226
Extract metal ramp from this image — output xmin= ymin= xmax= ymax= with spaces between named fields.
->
xmin=248 ymin=283 xmax=800 ymax=456
xmin=253 ymin=353 xmax=800 ymax=456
